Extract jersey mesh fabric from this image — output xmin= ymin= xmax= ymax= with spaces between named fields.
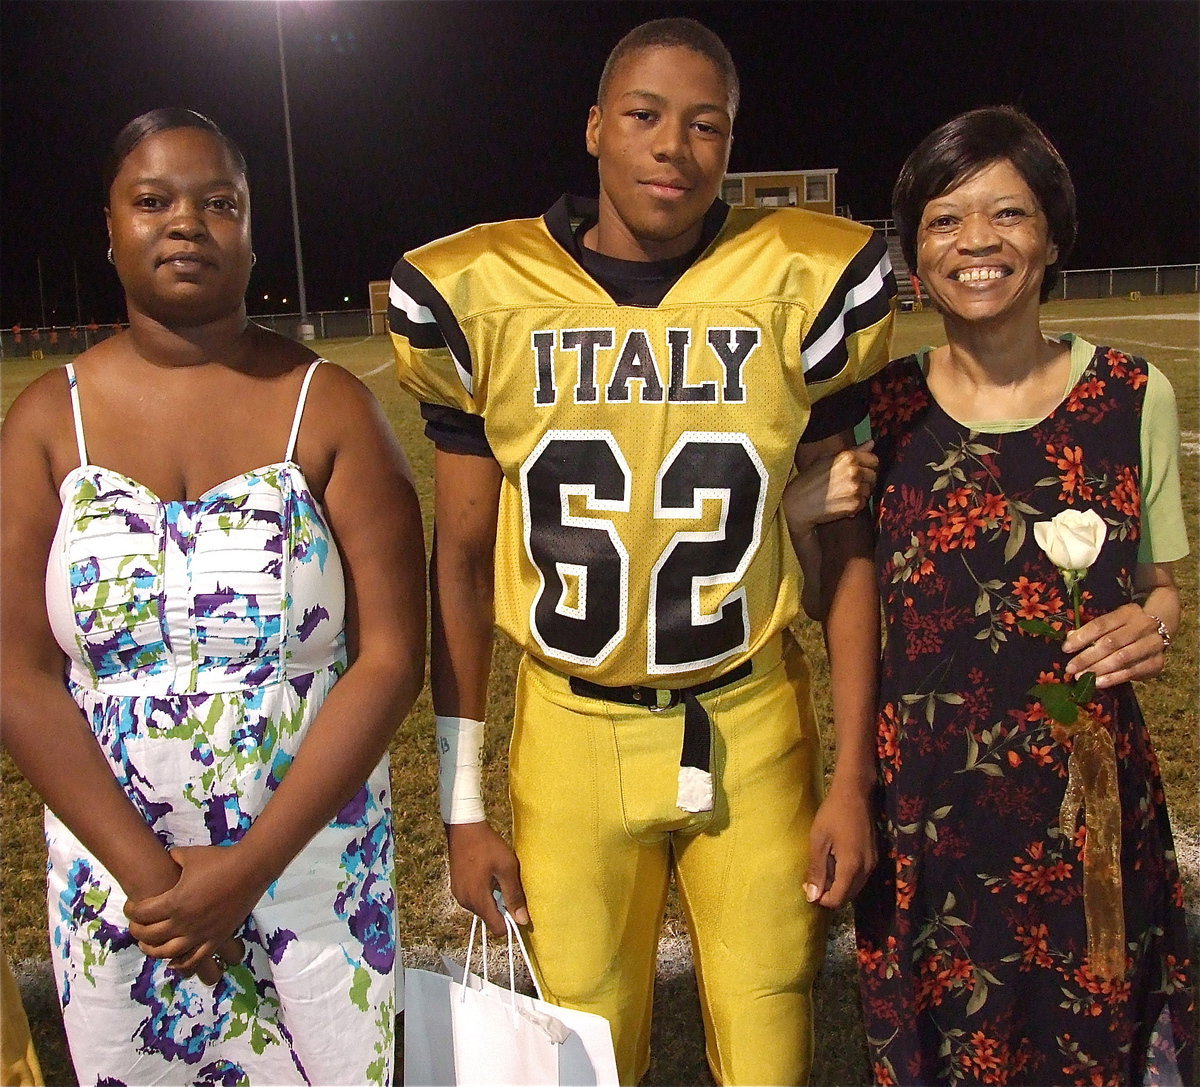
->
xmin=389 ymin=197 xmax=896 ymax=686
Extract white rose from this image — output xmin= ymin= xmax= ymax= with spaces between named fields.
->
xmin=1032 ymin=508 xmax=1106 ymax=572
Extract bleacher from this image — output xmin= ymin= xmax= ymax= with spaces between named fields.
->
xmin=885 ymin=234 xmax=918 ymax=308
xmin=854 ymin=217 xmax=917 ymax=308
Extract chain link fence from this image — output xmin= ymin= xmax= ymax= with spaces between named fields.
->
xmin=0 ymin=324 xmax=122 ymax=358
xmin=250 ymin=309 xmax=379 ymax=341
xmin=0 ymin=309 xmax=380 ymax=358
xmin=1049 ymin=264 xmax=1199 ymax=301
xmin=3 ymin=267 xmax=1196 ymax=360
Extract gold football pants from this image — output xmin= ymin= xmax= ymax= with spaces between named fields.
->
xmin=510 ymin=633 xmax=829 ymax=1086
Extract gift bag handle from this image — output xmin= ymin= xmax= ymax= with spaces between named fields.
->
xmin=498 ymin=894 xmax=545 ymax=1002
xmin=460 ymin=892 xmax=546 ymax=1004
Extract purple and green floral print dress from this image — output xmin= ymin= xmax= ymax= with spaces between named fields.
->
xmin=42 ymin=360 xmax=397 ymax=1086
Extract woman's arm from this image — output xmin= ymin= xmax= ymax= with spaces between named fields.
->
xmin=0 ymin=376 xmax=236 ymax=971
xmin=1063 ymin=562 xmax=1179 ymax=688
xmin=125 ymin=366 xmax=427 ymax=968
xmin=1064 ymin=363 xmax=1187 ymax=689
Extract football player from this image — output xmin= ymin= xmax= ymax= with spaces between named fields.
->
xmin=390 ymin=17 xmax=895 ymax=1085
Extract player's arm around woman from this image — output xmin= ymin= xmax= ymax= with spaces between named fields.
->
xmin=785 ymin=438 xmax=878 ymax=620
xmin=790 ymin=430 xmax=880 ymax=909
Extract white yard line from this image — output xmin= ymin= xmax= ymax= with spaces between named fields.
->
xmin=318 ymin=335 xmax=375 ymax=360
xmin=1042 ymin=313 xmax=1198 ymax=323
xmin=313 ymin=336 xmax=380 ymax=377
xmin=1075 ymin=341 xmax=1198 ymax=353
xmin=312 ymin=336 xmax=393 ymax=379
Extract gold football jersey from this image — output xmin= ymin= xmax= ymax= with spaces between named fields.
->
xmin=391 ymin=198 xmax=895 ymax=686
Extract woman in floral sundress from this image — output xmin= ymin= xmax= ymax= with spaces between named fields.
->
xmin=846 ymin=108 xmax=1195 ymax=1085
xmin=0 ymin=109 xmax=425 ymax=1084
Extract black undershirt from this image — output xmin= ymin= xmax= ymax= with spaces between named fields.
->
xmin=420 ymin=199 xmax=867 ymax=456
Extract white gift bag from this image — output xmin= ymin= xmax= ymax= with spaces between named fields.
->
xmin=404 ymin=903 xmax=618 ymax=1086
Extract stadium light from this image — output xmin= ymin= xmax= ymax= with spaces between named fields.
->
xmin=276 ymin=1 xmax=313 ymax=339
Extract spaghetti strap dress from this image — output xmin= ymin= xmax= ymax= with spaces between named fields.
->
xmin=42 ymin=359 xmax=397 ymax=1086
xmin=855 ymin=344 xmax=1194 ymax=1086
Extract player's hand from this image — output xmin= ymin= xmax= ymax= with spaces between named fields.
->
xmin=803 ymin=778 xmax=877 ymax=910
xmin=446 ymin=820 xmax=530 ymax=935
xmin=784 ymin=440 xmax=877 ymax=534
xmin=1063 ymin=603 xmax=1170 ymax=688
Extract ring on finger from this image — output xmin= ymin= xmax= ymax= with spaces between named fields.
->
xmin=1146 ymin=613 xmax=1171 ymax=652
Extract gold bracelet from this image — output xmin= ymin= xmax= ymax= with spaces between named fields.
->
xmin=1146 ymin=613 xmax=1172 ymax=651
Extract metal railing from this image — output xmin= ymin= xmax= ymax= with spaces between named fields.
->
xmin=4 ymin=269 xmax=1196 ymax=361
xmin=0 ymin=310 xmax=380 ymax=359
xmin=1049 ymin=264 xmax=1199 ymax=301
xmin=0 ymin=324 xmax=123 ymax=358
xmin=249 ymin=309 xmax=378 ymax=340
xmin=832 ymin=226 xmax=1196 ymax=302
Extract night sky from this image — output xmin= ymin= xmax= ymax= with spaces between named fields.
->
xmin=2 ymin=0 xmax=1197 ymax=327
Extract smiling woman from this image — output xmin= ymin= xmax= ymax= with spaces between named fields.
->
xmin=848 ymin=106 xmax=1194 ymax=1085
xmin=916 ymin=160 xmax=1059 ymax=322
xmin=0 ymin=108 xmax=426 ymax=1084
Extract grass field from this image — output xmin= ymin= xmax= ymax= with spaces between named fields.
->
xmin=2 ymin=295 xmax=1196 ymax=1085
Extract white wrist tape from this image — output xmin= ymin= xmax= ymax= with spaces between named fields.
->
xmin=436 ymin=715 xmax=487 ymax=824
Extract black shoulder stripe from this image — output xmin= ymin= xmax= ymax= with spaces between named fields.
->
xmin=420 ymin=402 xmax=494 ymax=458
xmin=800 ymin=382 xmax=870 ymax=442
xmin=801 ymin=230 xmax=897 ymax=384
xmin=388 ymin=258 xmax=474 ymax=384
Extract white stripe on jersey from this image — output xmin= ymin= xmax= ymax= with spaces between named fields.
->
xmin=452 ymin=355 xmax=474 ymax=397
xmin=389 ymin=279 xmax=436 ymax=325
xmin=800 ymin=249 xmax=894 ymax=375
xmin=390 ymin=276 xmax=475 ymax=396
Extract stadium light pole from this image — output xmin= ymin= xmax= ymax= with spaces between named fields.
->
xmin=36 ymin=257 xmax=47 ymax=328
xmin=276 ymin=1 xmax=313 ymax=339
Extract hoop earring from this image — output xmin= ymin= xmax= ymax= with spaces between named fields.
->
xmin=107 ymin=247 xmax=114 ymax=265
xmin=251 ymin=252 xmax=257 ymax=267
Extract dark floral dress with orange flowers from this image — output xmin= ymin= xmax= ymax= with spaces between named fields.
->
xmin=855 ymin=344 xmax=1195 ymax=1086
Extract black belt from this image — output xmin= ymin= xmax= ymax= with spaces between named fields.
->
xmin=568 ymin=660 xmax=752 ymax=777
